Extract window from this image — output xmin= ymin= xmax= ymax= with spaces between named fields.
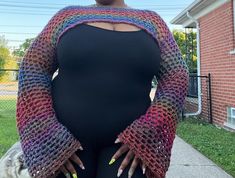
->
xmin=224 ymin=107 xmax=235 ymax=129
xmin=229 ymin=107 xmax=235 ymax=124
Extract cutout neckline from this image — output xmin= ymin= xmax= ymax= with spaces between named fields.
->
xmin=81 ymin=23 xmax=144 ymax=33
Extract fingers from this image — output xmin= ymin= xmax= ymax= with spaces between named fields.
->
xmin=117 ymin=150 xmax=135 ymax=177
xmin=109 ymin=144 xmax=129 ymax=165
xmin=64 ymin=160 xmax=78 ymax=178
xmin=70 ymin=153 xmax=85 ymax=170
xmin=60 ymin=165 xmax=71 ymax=178
xmin=59 ymin=151 xmax=85 ymax=178
xmin=128 ymin=156 xmax=140 ymax=178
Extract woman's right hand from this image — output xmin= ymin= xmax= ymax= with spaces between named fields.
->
xmin=58 ymin=146 xmax=85 ymax=178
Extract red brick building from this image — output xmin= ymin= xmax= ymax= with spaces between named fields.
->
xmin=171 ymin=0 xmax=235 ymax=131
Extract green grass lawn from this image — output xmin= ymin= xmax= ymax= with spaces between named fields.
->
xmin=176 ymin=117 xmax=235 ymax=177
xmin=0 ymin=99 xmax=19 ymax=157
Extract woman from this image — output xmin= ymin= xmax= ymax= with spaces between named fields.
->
xmin=16 ymin=0 xmax=189 ymax=178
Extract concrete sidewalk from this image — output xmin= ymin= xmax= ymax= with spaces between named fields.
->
xmin=166 ymin=136 xmax=233 ymax=178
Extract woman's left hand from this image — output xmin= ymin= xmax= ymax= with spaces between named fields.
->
xmin=109 ymin=138 xmax=147 ymax=178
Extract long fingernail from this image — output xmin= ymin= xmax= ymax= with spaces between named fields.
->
xmin=114 ymin=138 xmax=120 ymax=143
xmin=109 ymin=158 xmax=116 ymax=165
xmin=79 ymin=146 xmax=83 ymax=150
xmin=72 ymin=173 xmax=77 ymax=178
xmin=128 ymin=171 xmax=133 ymax=178
xmin=117 ymin=169 xmax=123 ymax=177
xmin=80 ymin=164 xmax=85 ymax=170
xmin=143 ymin=167 xmax=146 ymax=174
xmin=65 ymin=173 xmax=71 ymax=178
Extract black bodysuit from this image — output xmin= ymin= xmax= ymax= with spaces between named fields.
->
xmin=52 ymin=24 xmax=161 ymax=178
xmin=51 ymin=23 xmax=162 ymax=178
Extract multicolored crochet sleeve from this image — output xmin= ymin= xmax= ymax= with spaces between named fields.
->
xmin=16 ymin=7 xmax=82 ymax=178
xmin=117 ymin=11 xmax=189 ymax=178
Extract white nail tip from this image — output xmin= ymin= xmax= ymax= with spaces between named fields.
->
xmin=114 ymin=138 xmax=120 ymax=143
xmin=128 ymin=172 xmax=133 ymax=178
xmin=117 ymin=169 xmax=123 ymax=177
xmin=143 ymin=167 xmax=146 ymax=174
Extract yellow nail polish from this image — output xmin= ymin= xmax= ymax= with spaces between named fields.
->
xmin=72 ymin=173 xmax=77 ymax=178
xmin=109 ymin=158 xmax=116 ymax=165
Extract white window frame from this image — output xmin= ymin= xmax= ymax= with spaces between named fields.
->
xmin=231 ymin=108 xmax=235 ymax=117
xmin=224 ymin=107 xmax=235 ymax=130
xmin=230 ymin=0 xmax=235 ymax=54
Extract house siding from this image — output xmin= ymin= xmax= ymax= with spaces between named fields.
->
xmin=199 ymin=0 xmax=235 ymax=127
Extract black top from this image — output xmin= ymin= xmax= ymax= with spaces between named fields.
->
xmin=51 ymin=23 xmax=162 ymax=146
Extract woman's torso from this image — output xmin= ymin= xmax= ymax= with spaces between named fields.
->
xmin=51 ymin=23 xmax=162 ymax=147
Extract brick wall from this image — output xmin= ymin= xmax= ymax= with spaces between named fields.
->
xmin=199 ymin=0 xmax=235 ymax=127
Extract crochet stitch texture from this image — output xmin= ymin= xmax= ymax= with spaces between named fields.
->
xmin=16 ymin=5 xmax=189 ymax=178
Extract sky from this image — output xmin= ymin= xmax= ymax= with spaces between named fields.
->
xmin=0 ymin=0 xmax=194 ymax=49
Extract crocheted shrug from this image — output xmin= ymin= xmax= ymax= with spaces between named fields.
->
xmin=16 ymin=5 xmax=189 ymax=178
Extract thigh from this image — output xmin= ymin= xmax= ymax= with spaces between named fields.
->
xmin=56 ymin=146 xmax=97 ymax=178
xmin=96 ymin=144 xmax=147 ymax=178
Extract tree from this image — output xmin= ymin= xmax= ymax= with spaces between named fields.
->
xmin=12 ymin=38 xmax=35 ymax=57
xmin=0 ymin=36 xmax=19 ymax=81
xmin=173 ymin=29 xmax=197 ymax=73
xmin=0 ymin=35 xmax=8 ymax=48
xmin=0 ymin=36 xmax=9 ymax=70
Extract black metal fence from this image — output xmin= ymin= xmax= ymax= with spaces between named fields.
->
xmin=183 ymin=73 xmax=212 ymax=123
xmin=0 ymin=69 xmax=19 ymax=119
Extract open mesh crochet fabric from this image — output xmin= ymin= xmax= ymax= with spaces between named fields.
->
xmin=117 ymin=11 xmax=189 ymax=178
xmin=16 ymin=6 xmax=189 ymax=178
